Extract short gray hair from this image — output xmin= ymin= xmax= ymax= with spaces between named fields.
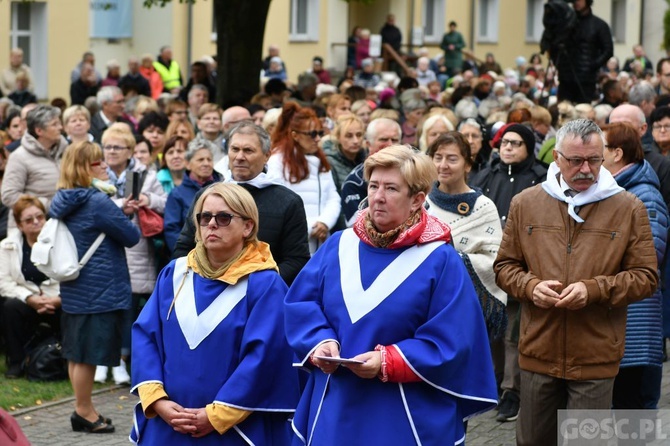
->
xmin=555 ymin=119 xmax=605 ymax=152
xmin=186 ymin=138 xmax=216 ymax=162
xmin=366 ymin=117 xmax=401 ymax=142
xmin=97 ymin=86 xmax=122 ymax=106
xmin=188 ymin=84 xmax=209 ymax=100
xmin=229 ymin=122 xmax=271 ymax=155
xmin=628 ymin=81 xmax=657 ymax=106
xmin=26 ymin=105 xmax=61 ymax=138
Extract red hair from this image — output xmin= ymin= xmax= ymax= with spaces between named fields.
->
xmin=271 ymin=102 xmax=330 ymax=183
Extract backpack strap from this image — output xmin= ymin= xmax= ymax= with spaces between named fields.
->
xmin=78 ymin=233 xmax=106 ymax=267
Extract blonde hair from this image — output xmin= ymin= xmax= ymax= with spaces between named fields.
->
xmin=198 ymin=103 xmax=222 ymax=120
xmin=369 ymin=108 xmax=399 ymax=122
xmin=193 ymin=183 xmax=260 ymax=245
xmin=418 ymin=114 xmax=455 ymax=153
xmin=363 ymin=145 xmax=436 ymax=196
xmin=62 ymin=105 xmax=91 ymax=126
xmin=332 ymin=113 xmax=364 ymax=144
xmin=101 ymin=123 xmax=136 ymax=150
xmin=530 ymin=106 xmax=552 ymax=126
xmin=166 ymin=119 xmax=195 ymax=141
xmin=58 ymin=141 xmax=103 ymax=189
xmin=135 ymin=96 xmax=158 ymax=117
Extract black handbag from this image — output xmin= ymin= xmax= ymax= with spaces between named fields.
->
xmin=23 ymin=335 xmax=68 ymax=382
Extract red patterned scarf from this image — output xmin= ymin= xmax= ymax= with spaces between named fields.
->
xmin=353 ymin=208 xmax=451 ymax=249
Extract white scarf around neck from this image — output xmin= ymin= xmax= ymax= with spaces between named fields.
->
xmin=541 ymin=162 xmax=624 ymax=223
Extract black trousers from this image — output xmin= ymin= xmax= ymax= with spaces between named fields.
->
xmin=2 ymin=297 xmax=60 ymax=366
xmin=557 ymin=79 xmax=597 ymax=104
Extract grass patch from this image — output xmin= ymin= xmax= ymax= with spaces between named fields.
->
xmin=0 ymin=355 xmax=112 ymax=412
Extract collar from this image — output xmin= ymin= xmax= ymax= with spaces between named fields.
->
xmin=186 ymin=241 xmax=277 ymax=285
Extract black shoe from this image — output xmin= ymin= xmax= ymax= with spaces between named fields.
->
xmin=5 ymin=362 xmax=23 ymax=379
xmin=496 ymin=391 xmax=520 ymax=422
xmin=70 ymin=411 xmax=115 ymax=433
xmin=98 ymin=414 xmax=112 ymax=425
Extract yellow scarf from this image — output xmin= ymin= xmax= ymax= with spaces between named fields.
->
xmin=187 ymin=240 xmax=278 ymax=284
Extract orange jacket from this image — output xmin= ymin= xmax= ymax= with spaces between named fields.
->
xmin=139 ymin=66 xmax=164 ymax=99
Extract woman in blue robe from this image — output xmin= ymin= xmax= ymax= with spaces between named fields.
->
xmin=131 ymin=183 xmax=300 ymax=445
xmin=285 ymin=145 xmax=498 ymax=446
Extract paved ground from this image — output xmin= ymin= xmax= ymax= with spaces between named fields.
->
xmin=10 ymin=362 xmax=670 ymax=445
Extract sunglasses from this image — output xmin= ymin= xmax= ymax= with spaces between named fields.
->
xmin=294 ymin=130 xmax=325 ymax=139
xmin=196 ymin=211 xmax=247 ymax=227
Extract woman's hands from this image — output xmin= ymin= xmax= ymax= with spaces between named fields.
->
xmin=25 ymin=295 xmax=61 ymax=314
xmin=311 ymin=341 xmax=340 ymax=374
xmin=122 ymin=194 xmax=150 ymax=215
xmin=347 ymin=351 xmax=382 ymax=379
xmin=152 ymin=399 xmax=214 ymax=437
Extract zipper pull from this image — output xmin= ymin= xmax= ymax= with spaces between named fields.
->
xmin=508 ymin=164 xmax=512 ymax=176
xmin=528 ymin=225 xmax=533 ymax=235
xmin=567 ymin=243 xmax=572 ymax=254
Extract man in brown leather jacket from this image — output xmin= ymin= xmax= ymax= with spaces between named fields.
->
xmin=494 ymin=119 xmax=658 ymax=445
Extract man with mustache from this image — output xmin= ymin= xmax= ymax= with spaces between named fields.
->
xmin=494 ymin=119 xmax=659 ymax=445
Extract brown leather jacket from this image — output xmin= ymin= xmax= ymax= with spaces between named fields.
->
xmin=494 ymin=185 xmax=658 ymax=380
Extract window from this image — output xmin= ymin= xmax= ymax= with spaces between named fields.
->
xmin=10 ymin=1 xmax=47 ymax=99
xmin=611 ymin=0 xmax=626 ymax=43
xmin=290 ymin=0 xmax=319 ymax=42
xmin=526 ymin=0 xmax=544 ymax=42
xmin=477 ymin=0 xmax=499 ymax=43
xmin=423 ymin=0 xmax=445 ymax=44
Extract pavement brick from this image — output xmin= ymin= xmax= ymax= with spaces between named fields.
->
xmin=10 ymin=362 xmax=670 ymax=445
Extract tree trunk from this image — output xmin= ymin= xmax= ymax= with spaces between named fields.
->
xmin=214 ymin=0 xmax=272 ymax=108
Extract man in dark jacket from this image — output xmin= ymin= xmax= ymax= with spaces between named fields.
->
xmin=173 ymin=122 xmax=310 ymax=285
xmin=118 ymin=56 xmax=151 ymax=97
xmin=380 ymin=14 xmax=402 ymax=55
xmin=549 ymin=0 xmax=613 ymax=104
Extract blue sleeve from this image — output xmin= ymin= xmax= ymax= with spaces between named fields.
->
xmin=213 ymin=272 xmax=300 ymax=410
xmin=92 ymin=193 xmax=140 ymax=248
xmin=284 ymin=236 xmax=341 ymax=364
xmin=638 ymin=187 xmax=669 ymax=266
xmin=394 ymin=246 xmax=498 ymax=418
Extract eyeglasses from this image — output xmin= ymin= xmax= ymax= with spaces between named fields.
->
xmin=556 ymin=151 xmax=604 ymax=168
xmin=294 ymin=130 xmax=325 ymax=139
xmin=103 ymin=145 xmax=128 ymax=152
xmin=91 ymin=160 xmax=106 ymax=167
xmin=652 ymin=124 xmax=670 ymax=132
xmin=20 ymin=214 xmax=45 ymax=224
xmin=500 ymin=139 xmax=525 ymax=148
xmin=172 ymin=110 xmax=188 ymax=115
xmin=196 ymin=211 xmax=248 ymax=227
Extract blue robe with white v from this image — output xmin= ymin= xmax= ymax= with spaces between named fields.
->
xmin=131 ymin=258 xmax=300 ymax=445
xmin=285 ymin=229 xmax=497 ymax=446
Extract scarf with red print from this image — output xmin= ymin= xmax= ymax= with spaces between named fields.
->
xmin=353 ymin=207 xmax=451 ymax=249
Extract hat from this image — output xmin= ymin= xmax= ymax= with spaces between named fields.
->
xmin=501 ymin=124 xmax=535 ymax=155
xmin=379 ymin=87 xmax=396 ymax=103
xmin=313 ymin=56 xmax=323 ymax=65
xmin=515 ymin=56 xmax=527 ymax=67
xmin=361 ymin=58 xmax=374 ymax=68
xmin=493 ymin=81 xmax=506 ymax=92
xmin=270 ymin=56 xmax=282 ymax=65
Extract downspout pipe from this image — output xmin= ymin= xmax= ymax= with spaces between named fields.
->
xmin=187 ymin=1 xmax=193 ymax=68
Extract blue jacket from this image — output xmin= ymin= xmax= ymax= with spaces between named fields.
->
xmin=49 ymin=188 xmax=140 ymax=314
xmin=163 ymin=171 xmax=221 ymax=253
xmin=615 ymin=160 xmax=669 ymax=368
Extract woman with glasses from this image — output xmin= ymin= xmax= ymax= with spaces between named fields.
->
xmin=326 ymin=114 xmax=366 ymax=193
xmin=164 ymin=139 xmax=221 ymax=253
xmin=0 ymin=195 xmax=60 ymax=379
xmin=97 ymin=123 xmax=167 ymax=386
xmin=650 ymin=106 xmax=670 ymax=157
xmin=458 ymin=118 xmax=491 ymax=186
xmin=50 ymin=141 xmax=140 ymax=433
xmin=131 ymin=183 xmax=299 ymax=445
xmin=602 ymin=122 xmax=669 ymax=410
xmin=267 ymin=102 xmax=340 ymax=255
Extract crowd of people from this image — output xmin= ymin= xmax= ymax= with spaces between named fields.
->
xmin=0 ymin=1 xmax=669 ymax=442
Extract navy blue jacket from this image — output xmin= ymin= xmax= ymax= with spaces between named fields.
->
xmin=49 ymin=188 xmax=140 ymax=314
xmin=615 ymin=160 xmax=669 ymax=368
xmin=163 ymin=171 xmax=221 ymax=253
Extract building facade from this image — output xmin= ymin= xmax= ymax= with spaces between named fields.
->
xmin=0 ymin=0 xmax=665 ymax=102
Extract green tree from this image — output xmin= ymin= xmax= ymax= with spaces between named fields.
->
xmin=664 ymin=0 xmax=670 ymax=55
xmin=144 ymin=0 xmax=272 ymax=107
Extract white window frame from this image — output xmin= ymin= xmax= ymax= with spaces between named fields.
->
xmin=525 ymin=0 xmax=544 ymax=43
xmin=422 ymin=0 xmax=446 ymax=44
xmin=10 ymin=1 xmax=47 ymax=99
xmin=289 ymin=0 xmax=319 ymax=42
xmin=477 ymin=0 xmax=499 ymax=43
xmin=611 ymin=0 xmax=626 ymax=43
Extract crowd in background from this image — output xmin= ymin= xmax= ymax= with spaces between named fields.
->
xmin=0 ymin=6 xmax=670 ymax=441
